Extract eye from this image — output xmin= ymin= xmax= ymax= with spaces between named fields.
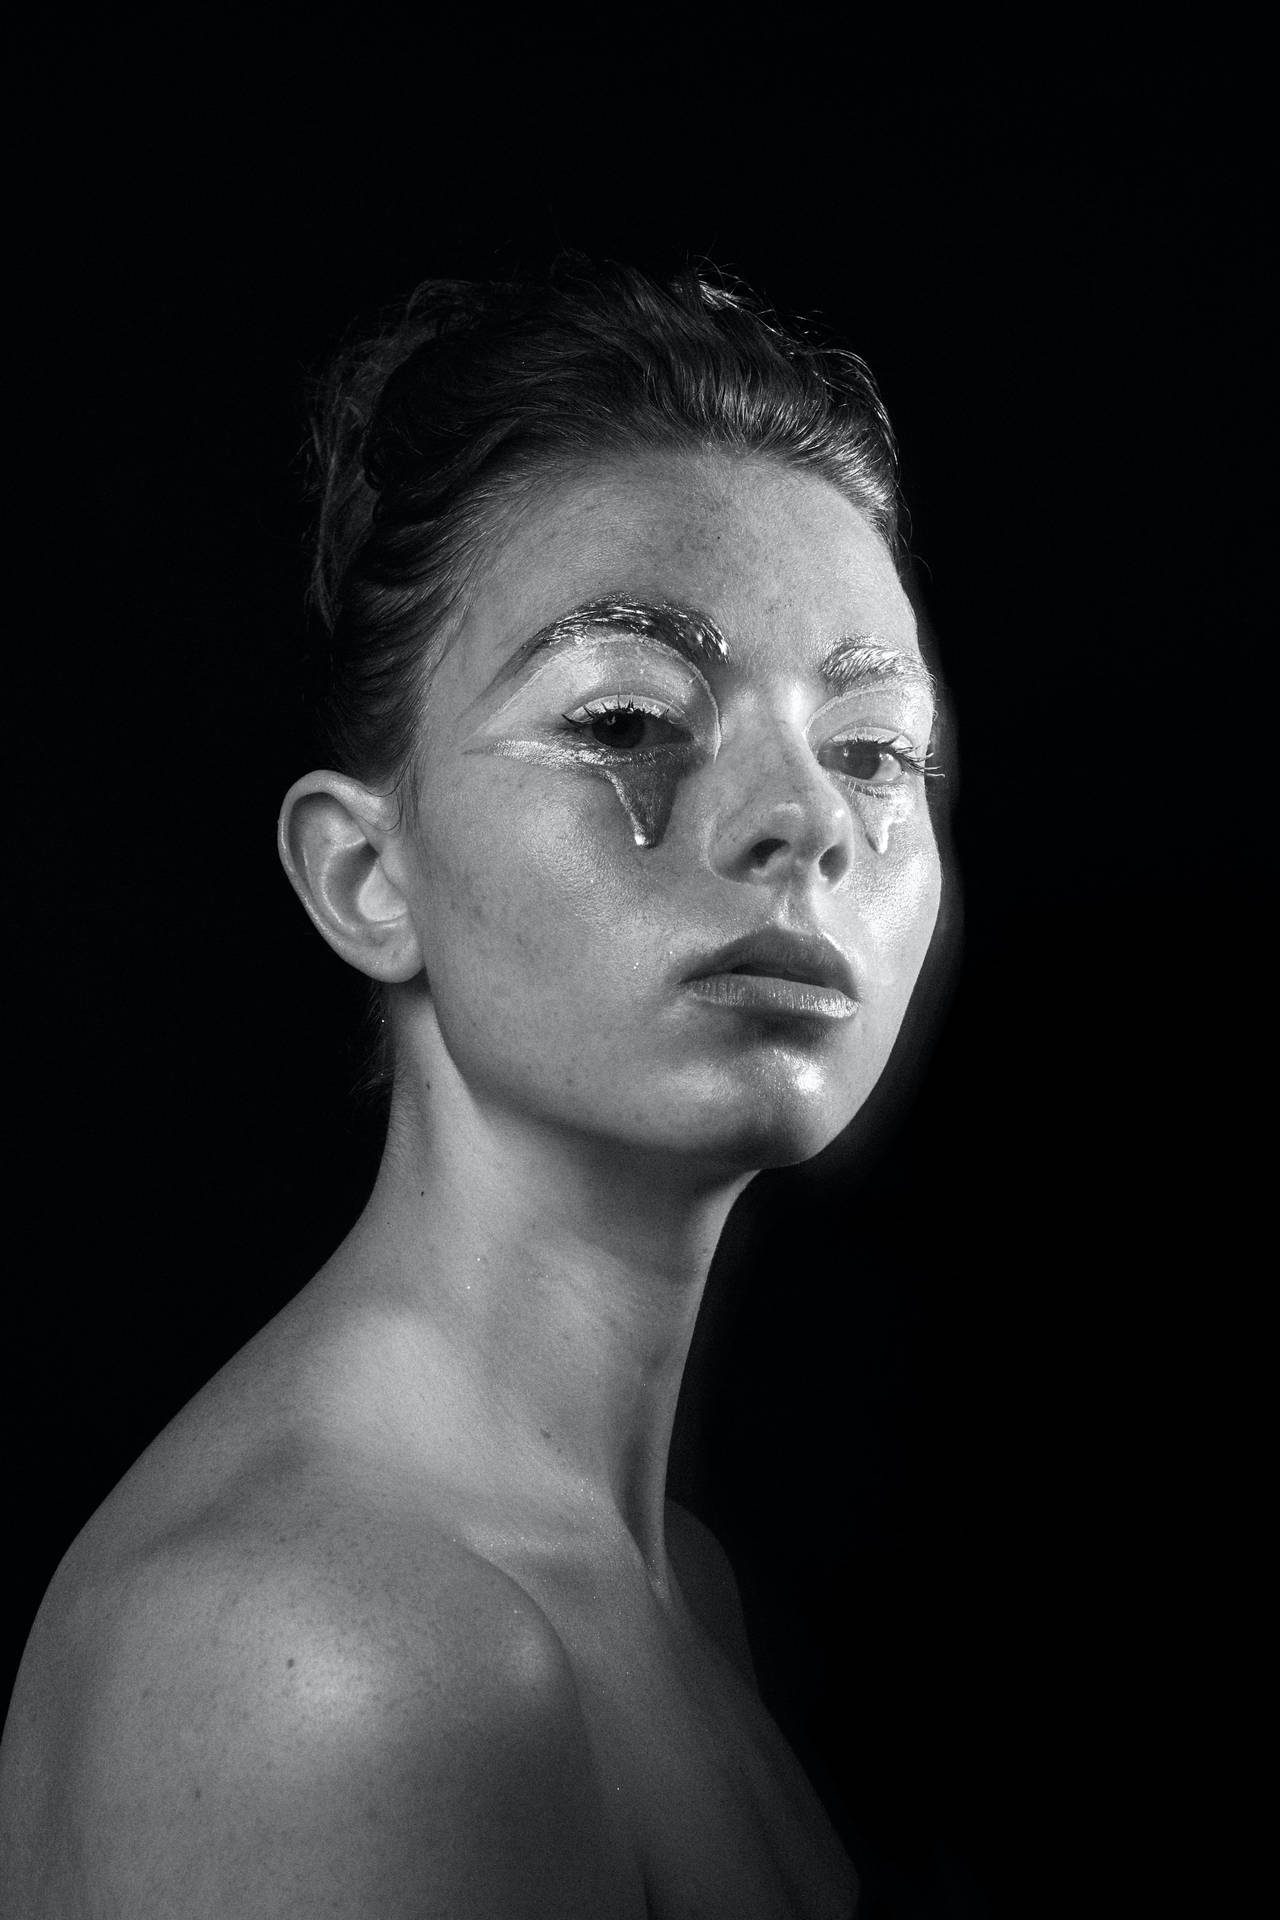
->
xmin=820 ymin=737 xmax=917 ymax=786
xmin=562 ymin=695 xmax=688 ymax=753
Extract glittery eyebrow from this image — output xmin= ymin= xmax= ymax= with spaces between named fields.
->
xmin=481 ymin=597 xmax=729 ymax=698
xmin=817 ymin=640 xmax=937 ymax=702
xmin=479 ymin=597 xmax=934 ymax=705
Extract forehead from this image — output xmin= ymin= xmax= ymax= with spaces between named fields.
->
xmin=441 ymin=449 xmax=919 ymax=701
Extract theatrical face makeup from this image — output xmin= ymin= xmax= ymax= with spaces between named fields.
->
xmin=398 ymin=450 xmax=943 ymax=1171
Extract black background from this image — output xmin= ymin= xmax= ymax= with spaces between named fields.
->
xmin=9 ymin=16 xmax=1263 ymax=1918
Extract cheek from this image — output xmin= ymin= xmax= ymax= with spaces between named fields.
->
xmin=414 ymin=761 xmax=634 ymax=989
xmin=484 ymin=739 xmax=692 ymax=849
xmin=857 ymin=824 xmax=942 ymax=991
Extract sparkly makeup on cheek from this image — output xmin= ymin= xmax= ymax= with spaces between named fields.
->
xmin=840 ymin=765 xmax=935 ymax=856
xmin=806 ymin=689 xmax=941 ymax=858
xmin=860 ymin=786 xmax=917 ymax=857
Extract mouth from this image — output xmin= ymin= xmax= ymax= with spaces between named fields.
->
xmin=683 ymin=928 xmax=860 ymax=1019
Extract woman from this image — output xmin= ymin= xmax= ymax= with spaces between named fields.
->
xmin=2 ymin=262 xmax=945 ymax=1916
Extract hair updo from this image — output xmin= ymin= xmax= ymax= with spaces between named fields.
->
xmin=308 ymin=258 xmax=903 ymax=811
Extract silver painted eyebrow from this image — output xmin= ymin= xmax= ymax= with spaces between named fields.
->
xmin=485 ymin=598 xmax=933 ymax=703
xmin=818 ymin=639 xmax=937 ymax=701
xmin=485 ymin=597 xmax=729 ymax=695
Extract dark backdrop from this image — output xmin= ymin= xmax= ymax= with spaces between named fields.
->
xmin=10 ymin=19 xmax=1261 ymax=1919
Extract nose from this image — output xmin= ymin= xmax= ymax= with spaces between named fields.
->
xmin=705 ymin=725 xmax=855 ymax=889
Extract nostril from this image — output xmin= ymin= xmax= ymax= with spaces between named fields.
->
xmin=750 ymin=837 xmax=788 ymax=868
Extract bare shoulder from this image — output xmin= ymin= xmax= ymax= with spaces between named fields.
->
xmin=665 ymin=1498 xmax=758 ymax=1686
xmin=1 ymin=1507 xmax=638 ymax=1918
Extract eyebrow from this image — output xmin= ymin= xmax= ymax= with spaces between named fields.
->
xmin=818 ymin=639 xmax=937 ymax=702
xmin=486 ymin=595 xmax=935 ymax=701
xmin=484 ymin=597 xmax=729 ymax=696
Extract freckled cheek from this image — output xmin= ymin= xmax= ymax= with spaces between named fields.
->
xmin=413 ymin=767 xmax=637 ymax=981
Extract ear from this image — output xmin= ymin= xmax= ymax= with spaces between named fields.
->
xmin=278 ymin=772 xmax=423 ymax=983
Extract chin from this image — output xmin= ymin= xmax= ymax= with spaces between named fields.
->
xmin=660 ymin=1063 xmax=874 ymax=1175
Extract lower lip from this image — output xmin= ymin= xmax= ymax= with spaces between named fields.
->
xmin=685 ymin=972 xmax=859 ymax=1020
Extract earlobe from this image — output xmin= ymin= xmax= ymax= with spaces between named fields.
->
xmin=278 ymin=772 xmax=423 ymax=983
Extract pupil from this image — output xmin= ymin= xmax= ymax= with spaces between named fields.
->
xmin=593 ymin=709 xmax=646 ymax=749
xmin=843 ymin=743 xmax=885 ymax=780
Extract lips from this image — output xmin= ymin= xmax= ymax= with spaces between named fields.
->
xmin=684 ymin=928 xmax=859 ymax=1001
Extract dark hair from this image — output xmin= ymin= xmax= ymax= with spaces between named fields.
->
xmin=309 ymin=257 xmax=902 ymax=808
xmin=306 ymin=258 xmax=906 ymax=1102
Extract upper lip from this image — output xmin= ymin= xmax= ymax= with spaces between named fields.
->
xmin=683 ymin=927 xmax=859 ymax=1000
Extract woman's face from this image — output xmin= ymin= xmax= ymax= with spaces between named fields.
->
xmin=397 ymin=450 xmax=942 ymax=1172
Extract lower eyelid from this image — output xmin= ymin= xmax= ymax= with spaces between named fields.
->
xmin=840 ymin=775 xmax=909 ymax=797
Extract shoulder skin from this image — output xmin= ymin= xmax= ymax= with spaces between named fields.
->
xmin=1 ymin=1525 xmax=643 ymax=1919
xmin=665 ymin=1498 xmax=758 ymax=1686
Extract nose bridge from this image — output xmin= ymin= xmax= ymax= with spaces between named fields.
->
xmin=707 ymin=704 xmax=853 ymax=883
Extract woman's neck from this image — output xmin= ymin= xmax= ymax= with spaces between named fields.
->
xmin=316 ymin=1067 xmax=750 ymax=1577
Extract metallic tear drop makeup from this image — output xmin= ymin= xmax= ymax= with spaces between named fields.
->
xmin=480 ymin=738 xmax=696 ymax=847
xmin=463 ymin=598 xmax=939 ymax=858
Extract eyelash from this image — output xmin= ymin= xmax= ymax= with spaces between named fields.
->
xmin=824 ymin=738 xmax=944 ymax=791
xmin=559 ymin=696 xmax=941 ymax=791
xmin=559 ymin=695 xmax=685 ymax=748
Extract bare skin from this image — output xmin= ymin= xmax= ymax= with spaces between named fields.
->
xmin=1 ymin=450 xmax=941 ymax=1916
